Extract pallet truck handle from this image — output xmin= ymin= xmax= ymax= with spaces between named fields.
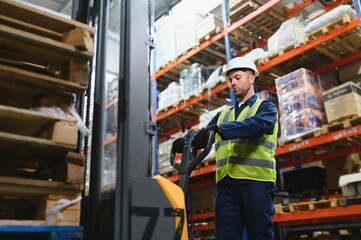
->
xmin=170 ymin=130 xmax=215 ymax=174
xmin=187 ymin=130 xmax=215 ymax=174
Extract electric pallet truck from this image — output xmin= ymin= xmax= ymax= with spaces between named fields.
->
xmin=131 ymin=130 xmax=215 ymax=240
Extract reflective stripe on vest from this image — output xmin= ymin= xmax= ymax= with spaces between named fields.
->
xmin=215 ymin=138 xmax=277 ymax=153
xmin=215 ymin=98 xmax=277 ymax=183
xmin=216 ymin=156 xmax=276 ymax=169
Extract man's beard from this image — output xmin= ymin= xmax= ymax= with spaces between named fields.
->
xmin=234 ymin=86 xmax=250 ymax=101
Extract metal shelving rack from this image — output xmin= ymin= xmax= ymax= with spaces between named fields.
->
xmin=155 ymin=0 xmax=360 ymax=140
xmin=152 ymin=0 xmax=361 ymax=237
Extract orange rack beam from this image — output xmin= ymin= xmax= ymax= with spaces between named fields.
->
xmin=314 ymin=50 xmax=361 ymax=74
xmin=277 ymin=144 xmax=361 ymax=169
xmin=273 ymin=205 xmax=361 ymax=226
xmin=284 ymin=0 xmax=315 ymax=18
xmin=192 ymin=223 xmax=215 ymax=232
xmin=167 ymin=164 xmax=216 ymax=182
xmin=104 ymin=135 xmax=117 ymax=146
xmin=191 ymin=204 xmax=361 ymax=231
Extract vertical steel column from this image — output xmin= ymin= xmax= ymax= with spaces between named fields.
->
xmin=71 ymin=0 xmax=90 ymax=22
xmin=115 ymin=0 xmax=151 ymax=239
xmin=149 ymin=0 xmax=159 ymax=176
xmin=88 ymin=0 xmax=108 ymax=240
xmin=222 ymin=0 xmax=236 ymax=105
xmin=353 ymin=0 xmax=361 ymax=34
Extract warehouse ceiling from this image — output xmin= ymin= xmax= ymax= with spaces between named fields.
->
xmin=16 ymin=0 xmax=181 ymax=20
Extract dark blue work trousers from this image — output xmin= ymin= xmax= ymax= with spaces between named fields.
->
xmin=215 ymin=177 xmax=276 ymax=240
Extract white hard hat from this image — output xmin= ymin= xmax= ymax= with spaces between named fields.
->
xmin=222 ymin=57 xmax=259 ymax=78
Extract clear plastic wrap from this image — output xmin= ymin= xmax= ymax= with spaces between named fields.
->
xmin=256 ymin=90 xmax=278 ymax=107
xmin=158 ymin=138 xmax=175 ymax=175
xmin=180 ymin=63 xmax=217 ymax=99
xmin=196 ymin=13 xmax=223 ymax=42
xmin=304 ymin=5 xmax=356 ymax=34
xmin=198 ymin=105 xmax=228 ymax=161
xmin=245 ymin=48 xmax=268 ymax=63
xmin=279 ymin=109 xmax=322 ymax=141
xmin=199 ymin=105 xmax=227 ymax=129
xmin=157 ymin=82 xmax=182 ymax=111
xmin=158 ymin=130 xmax=188 ymax=175
xmin=276 ymin=68 xmax=324 ymax=143
xmin=45 ymin=196 xmax=82 ymax=225
xmin=172 ymin=3 xmax=204 ymax=57
xmin=202 ymin=65 xmax=225 ymax=89
xmin=268 ymin=17 xmax=305 ymax=56
xmin=31 ymin=105 xmax=90 ymax=136
xmin=155 ymin=14 xmax=177 ymax=69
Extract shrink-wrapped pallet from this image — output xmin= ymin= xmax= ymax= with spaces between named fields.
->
xmin=196 ymin=13 xmax=223 ymax=42
xmin=198 ymin=105 xmax=228 ymax=161
xmin=304 ymin=5 xmax=356 ymax=35
xmin=256 ymin=90 xmax=278 ymax=107
xmin=180 ymin=63 xmax=217 ymax=100
xmin=158 ymin=138 xmax=175 ymax=175
xmin=155 ymin=15 xmax=177 ymax=69
xmin=158 ymin=82 xmax=182 ymax=111
xmin=276 ymin=68 xmax=324 ymax=143
xmin=172 ymin=3 xmax=204 ymax=57
xmin=268 ymin=17 xmax=305 ymax=57
xmin=202 ymin=65 xmax=225 ymax=89
xmin=245 ymin=48 xmax=268 ymax=64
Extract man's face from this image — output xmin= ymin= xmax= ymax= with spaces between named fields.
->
xmin=227 ymin=69 xmax=255 ymax=100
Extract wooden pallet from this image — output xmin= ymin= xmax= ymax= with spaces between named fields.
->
xmin=230 ymin=0 xmax=259 ymax=22
xmin=0 ymin=68 xmax=82 ymax=114
xmin=231 ymin=8 xmax=283 ymax=42
xmin=197 ymin=26 xmax=222 ymax=44
xmin=305 ymin=14 xmax=352 ymax=42
xmin=338 ymin=196 xmax=361 ymax=206
xmin=202 ymin=158 xmax=216 ymax=167
xmin=1 ymin=25 xmax=91 ymax=87
xmin=0 ymin=104 xmax=78 ymax=149
xmin=0 ymin=0 xmax=95 ymax=51
xmin=268 ymin=43 xmax=302 ymax=60
xmin=279 ymin=115 xmax=361 ymax=146
xmin=161 ymin=170 xmax=178 ymax=178
xmin=0 ymin=193 xmax=81 ymax=226
xmin=278 ymin=129 xmax=322 ymax=147
xmin=322 ymin=115 xmax=361 ymax=134
xmin=275 ymin=198 xmax=338 ymax=214
xmin=254 ymin=58 xmax=268 ymax=66
xmin=314 ymin=29 xmax=361 ymax=61
xmin=0 ymin=158 xmax=84 ymax=184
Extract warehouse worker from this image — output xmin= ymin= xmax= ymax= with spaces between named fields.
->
xmin=173 ymin=57 xmax=278 ymax=240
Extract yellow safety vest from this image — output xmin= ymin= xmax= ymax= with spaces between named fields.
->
xmin=215 ymin=98 xmax=278 ymax=183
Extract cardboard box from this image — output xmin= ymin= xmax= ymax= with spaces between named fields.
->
xmin=339 ymin=172 xmax=361 ymax=197
xmin=323 ymin=81 xmax=361 ymax=123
